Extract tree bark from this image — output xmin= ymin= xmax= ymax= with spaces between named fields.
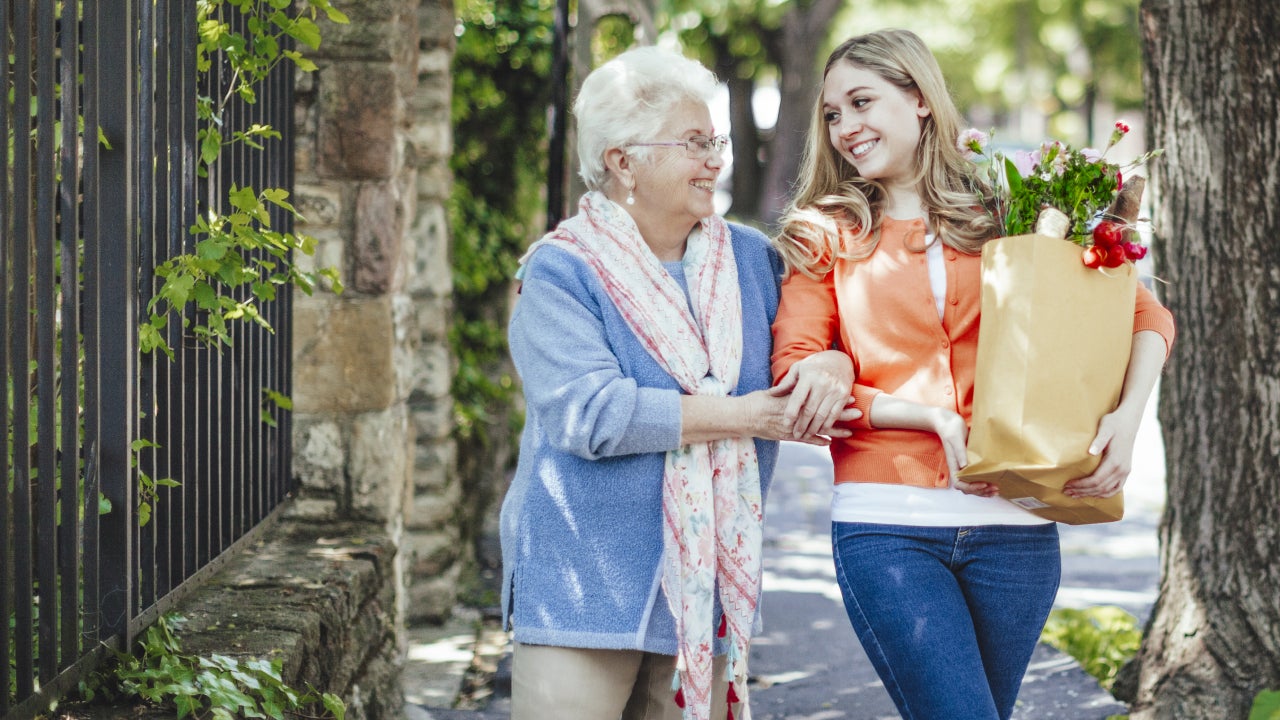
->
xmin=724 ymin=71 xmax=762 ymax=221
xmin=759 ymin=0 xmax=842 ymax=227
xmin=1130 ymin=1 xmax=1280 ymax=717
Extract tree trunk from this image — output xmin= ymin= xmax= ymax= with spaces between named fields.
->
xmin=759 ymin=0 xmax=841 ymax=226
xmin=724 ymin=71 xmax=762 ymax=221
xmin=1129 ymin=1 xmax=1280 ymax=717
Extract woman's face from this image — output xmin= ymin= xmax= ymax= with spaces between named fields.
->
xmin=627 ymin=100 xmax=724 ymax=231
xmin=821 ymin=60 xmax=930 ymax=189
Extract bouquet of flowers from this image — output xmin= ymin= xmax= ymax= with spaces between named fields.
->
xmin=958 ymin=121 xmax=1162 ymax=268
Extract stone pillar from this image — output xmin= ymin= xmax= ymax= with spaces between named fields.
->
xmin=290 ymin=0 xmax=461 ymax=639
xmin=403 ymin=0 xmax=464 ymax=624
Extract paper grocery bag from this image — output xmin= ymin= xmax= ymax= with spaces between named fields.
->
xmin=959 ymin=234 xmax=1137 ymax=525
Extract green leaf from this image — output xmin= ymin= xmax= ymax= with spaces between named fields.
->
xmin=322 ymin=692 xmax=346 ymax=720
xmin=200 ymin=127 xmax=223 ymax=166
xmin=98 ymin=493 xmax=113 ymax=515
xmin=283 ymin=49 xmax=318 ymax=72
xmin=288 ymin=16 xmax=323 ymax=48
xmin=1249 ymin=690 xmax=1280 ymax=720
xmin=197 ymin=238 xmax=230 ymax=260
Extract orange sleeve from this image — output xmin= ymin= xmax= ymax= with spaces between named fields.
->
xmin=771 ymin=269 xmax=840 ymax=384
xmin=1133 ymin=283 xmax=1176 ymax=358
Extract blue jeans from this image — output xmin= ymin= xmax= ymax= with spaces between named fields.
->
xmin=831 ymin=522 xmax=1060 ymax=720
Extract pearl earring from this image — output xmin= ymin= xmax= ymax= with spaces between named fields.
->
xmin=626 ymin=186 xmax=635 ymax=205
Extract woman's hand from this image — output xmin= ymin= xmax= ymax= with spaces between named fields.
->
xmin=770 ymin=351 xmax=855 ymax=438
xmin=679 ymin=391 xmax=859 ymax=446
xmin=866 ymin=394 xmax=994 ymax=496
xmin=925 ymin=406 xmax=995 ymax=497
xmin=743 ymin=389 xmax=860 ymax=445
xmin=1063 ymin=407 xmax=1142 ymax=498
xmin=1064 ymin=331 xmax=1167 ymax=498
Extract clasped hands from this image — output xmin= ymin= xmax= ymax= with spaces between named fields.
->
xmin=765 ymin=351 xmax=861 ymax=446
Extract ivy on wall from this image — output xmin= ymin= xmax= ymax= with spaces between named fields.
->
xmin=449 ymin=0 xmax=553 ymax=445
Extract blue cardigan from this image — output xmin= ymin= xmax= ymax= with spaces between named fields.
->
xmin=500 ymin=222 xmax=783 ymax=655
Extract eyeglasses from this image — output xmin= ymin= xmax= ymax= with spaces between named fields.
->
xmin=626 ymin=134 xmax=730 ymax=159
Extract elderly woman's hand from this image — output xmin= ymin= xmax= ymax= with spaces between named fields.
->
xmin=744 ymin=388 xmax=859 ymax=445
xmin=770 ymin=350 xmax=855 ymax=438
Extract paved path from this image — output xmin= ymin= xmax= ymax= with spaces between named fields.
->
xmin=406 ymin=395 xmax=1165 ymax=719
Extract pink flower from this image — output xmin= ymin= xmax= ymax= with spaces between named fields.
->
xmin=1011 ymin=149 xmax=1038 ymax=177
xmin=1080 ymin=147 xmax=1103 ymax=163
xmin=957 ymin=128 xmax=990 ymax=160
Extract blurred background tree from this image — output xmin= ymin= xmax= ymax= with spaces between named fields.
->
xmin=540 ymin=0 xmax=1146 ymax=226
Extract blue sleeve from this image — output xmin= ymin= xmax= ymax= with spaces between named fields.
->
xmin=509 ymin=247 xmax=683 ymax=460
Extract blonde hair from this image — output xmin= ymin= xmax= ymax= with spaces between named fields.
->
xmin=774 ymin=29 xmax=998 ymax=278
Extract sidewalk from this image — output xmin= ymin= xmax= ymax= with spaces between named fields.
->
xmin=406 ymin=398 xmax=1164 ymax=719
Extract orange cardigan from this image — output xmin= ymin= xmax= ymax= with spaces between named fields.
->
xmin=771 ymin=216 xmax=1177 ymax=488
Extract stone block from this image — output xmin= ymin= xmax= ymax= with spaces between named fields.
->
xmin=413 ymin=439 xmax=456 ymax=484
xmin=406 ymin=532 xmax=462 ymax=577
xmin=418 ymin=2 xmax=456 ymax=50
xmin=406 ymin=564 xmax=462 ymax=625
xmin=293 ymin=295 xmax=397 ymax=413
xmin=316 ymin=63 xmax=405 ymax=180
xmin=352 ymin=180 xmax=408 ymax=294
xmin=350 ymin=407 xmax=413 ymax=523
xmin=406 ymin=485 xmax=460 ymax=529
xmin=307 ymin=0 xmax=419 ymax=64
xmin=406 ymin=201 xmax=452 ymax=298
xmin=410 ymin=396 xmax=452 ymax=442
xmin=292 ymin=418 xmax=347 ymax=494
xmin=296 ymin=183 xmax=345 ymax=227
xmin=406 ymin=118 xmax=451 ymax=163
xmin=414 ymin=163 xmax=452 ymax=204
xmin=412 ymin=343 xmax=453 ymax=401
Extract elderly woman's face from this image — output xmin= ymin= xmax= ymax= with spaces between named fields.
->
xmin=628 ymin=100 xmax=724 ymax=232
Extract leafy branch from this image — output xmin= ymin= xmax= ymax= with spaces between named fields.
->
xmin=143 ymin=0 xmax=348 ymax=359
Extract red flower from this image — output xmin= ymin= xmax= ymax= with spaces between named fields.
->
xmin=1115 ymin=120 xmax=1131 ymax=134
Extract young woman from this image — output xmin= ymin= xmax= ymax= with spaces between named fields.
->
xmin=769 ymin=29 xmax=1176 ymax=720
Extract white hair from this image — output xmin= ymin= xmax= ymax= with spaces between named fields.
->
xmin=573 ymin=45 xmax=719 ymax=191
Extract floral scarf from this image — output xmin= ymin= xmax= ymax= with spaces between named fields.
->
xmin=520 ymin=191 xmax=762 ymax=720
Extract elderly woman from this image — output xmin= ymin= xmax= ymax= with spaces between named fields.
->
xmin=500 ymin=46 xmax=856 ymax=720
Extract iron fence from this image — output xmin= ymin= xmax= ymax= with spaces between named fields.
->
xmin=3 ymin=2 xmax=297 ymax=717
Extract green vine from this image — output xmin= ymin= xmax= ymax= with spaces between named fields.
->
xmin=141 ymin=0 xmax=348 ymax=360
xmin=131 ymin=0 xmax=349 ymax=524
xmin=449 ymin=0 xmax=553 ymax=444
xmin=80 ymin=614 xmax=345 ymax=720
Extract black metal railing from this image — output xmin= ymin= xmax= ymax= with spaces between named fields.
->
xmin=3 ymin=2 xmax=296 ymax=717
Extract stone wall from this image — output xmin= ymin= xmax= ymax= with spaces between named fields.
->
xmin=290 ymin=0 xmax=463 ymax=638
xmin=68 ymin=520 xmax=403 ymax=720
